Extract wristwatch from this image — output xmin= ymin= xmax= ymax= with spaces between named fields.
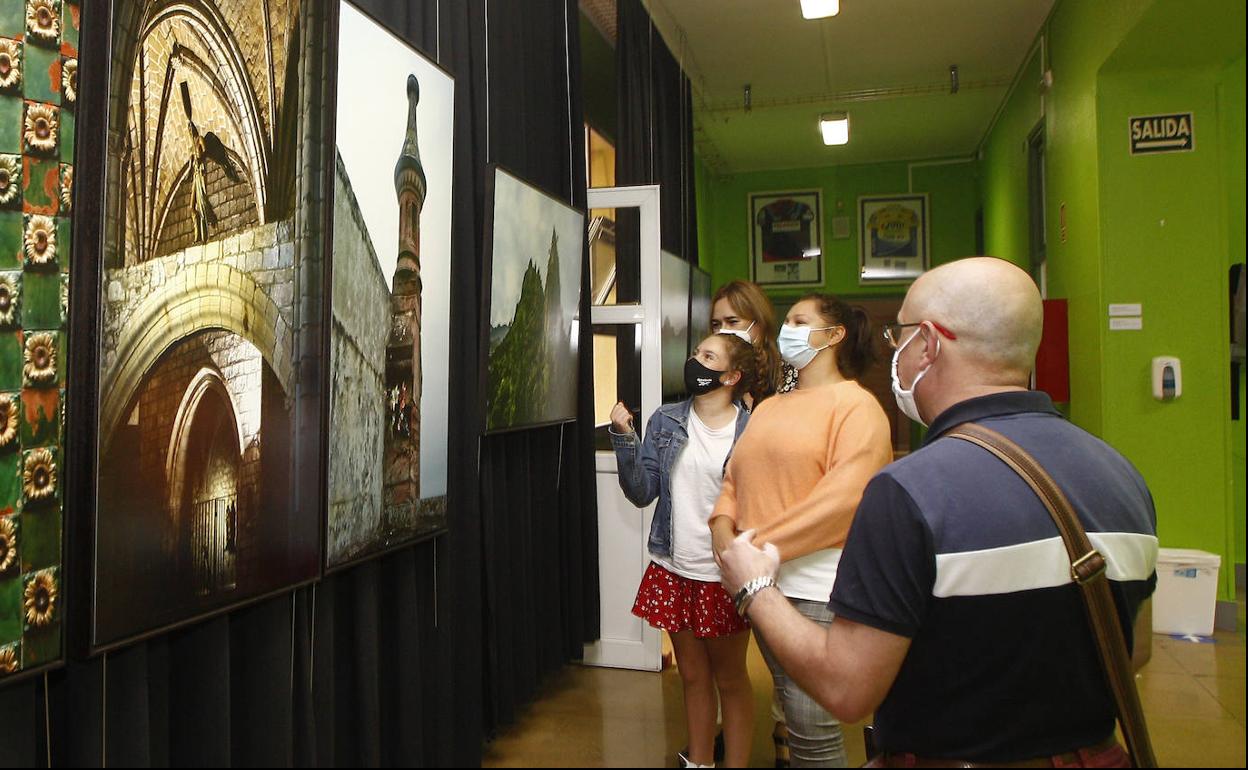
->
xmin=733 ymin=575 xmax=777 ymax=617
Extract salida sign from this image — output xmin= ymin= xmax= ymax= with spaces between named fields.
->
xmin=1129 ymin=113 xmax=1194 ymax=155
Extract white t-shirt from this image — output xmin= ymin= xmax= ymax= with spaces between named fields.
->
xmin=652 ymin=405 xmax=738 ymax=583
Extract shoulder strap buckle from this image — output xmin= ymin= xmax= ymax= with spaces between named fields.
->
xmin=1071 ymin=550 xmax=1107 ymax=584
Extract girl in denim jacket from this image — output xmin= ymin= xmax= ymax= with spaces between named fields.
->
xmin=609 ymin=332 xmax=763 ymax=768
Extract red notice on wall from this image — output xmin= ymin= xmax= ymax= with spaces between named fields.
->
xmin=1035 ymin=299 xmax=1070 ymax=403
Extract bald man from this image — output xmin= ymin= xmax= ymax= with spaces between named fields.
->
xmin=719 ymin=258 xmax=1157 ymax=767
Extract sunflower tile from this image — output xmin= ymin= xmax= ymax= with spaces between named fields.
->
xmin=0 ymin=513 xmax=17 ymax=578
xmin=25 ymin=0 xmax=62 ymax=49
xmin=0 ymin=270 xmax=18 ymax=328
xmin=20 ymin=446 xmax=56 ymax=507
xmin=0 ymin=640 xmax=17 ymax=673
xmin=0 ymin=154 xmax=20 ymax=209
xmin=0 ymin=391 xmax=18 ymax=454
xmin=0 ymin=38 xmax=20 ymax=96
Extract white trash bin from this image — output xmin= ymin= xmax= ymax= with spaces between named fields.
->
xmin=1152 ymin=547 xmax=1221 ymax=636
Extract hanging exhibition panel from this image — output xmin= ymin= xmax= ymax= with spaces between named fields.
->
xmin=325 ymin=1 xmax=452 ymax=570
xmin=689 ymin=266 xmax=711 ymax=355
xmin=0 ymin=0 xmax=78 ymax=683
xmin=660 ymin=250 xmax=689 ymax=402
xmin=90 ymin=0 xmax=324 ymax=649
xmin=481 ymin=166 xmax=584 ymax=434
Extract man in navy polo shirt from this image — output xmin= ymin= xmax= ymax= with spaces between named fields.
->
xmin=720 ymin=257 xmax=1157 ymax=767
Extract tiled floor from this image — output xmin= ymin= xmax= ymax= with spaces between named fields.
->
xmin=482 ymin=597 xmax=1246 ymax=768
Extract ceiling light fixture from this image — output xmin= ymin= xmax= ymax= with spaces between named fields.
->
xmin=800 ymin=0 xmax=839 ymax=19
xmin=820 ymin=112 xmax=849 ymax=145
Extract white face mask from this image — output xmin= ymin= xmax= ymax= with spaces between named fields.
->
xmin=778 ymin=323 xmax=835 ymax=370
xmin=890 ymin=327 xmax=936 ymax=426
xmin=717 ymin=320 xmax=755 ymax=345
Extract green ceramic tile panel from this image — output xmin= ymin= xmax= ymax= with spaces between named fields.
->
xmin=0 ymin=0 xmax=71 ymax=683
xmin=0 ymin=331 xmax=21 ymax=390
xmin=20 ymin=508 xmax=59 ymax=572
xmin=0 ymin=574 xmax=20 ymax=642
xmin=20 ymin=269 xmax=56 ymax=328
xmin=62 ymin=4 xmax=79 ymax=53
xmin=22 ymin=45 xmax=57 ymax=105
xmin=0 ymin=96 xmax=21 ymax=154
xmin=0 ymin=5 xmax=23 ymax=37
xmin=22 ymin=157 xmax=58 ymax=215
xmin=58 ymin=107 xmax=72 ymax=162
xmin=0 ymin=450 xmax=18 ymax=515
xmin=0 ymin=513 xmax=17 ymax=577
xmin=0 ymin=210 xmax=20 ymax=267
xmin=19 ymin=389 xmax=57 ymax=446
xmin=21 ymin=622 xmax=57 ymax=664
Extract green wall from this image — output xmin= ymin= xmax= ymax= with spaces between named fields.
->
xmin=697 ymin=159 xmax=980 ymax=303
xmin=978 ymin=0 xmax=1246 ymax=598
xmin=1219 ymin=56 xmax=1246 ymax=567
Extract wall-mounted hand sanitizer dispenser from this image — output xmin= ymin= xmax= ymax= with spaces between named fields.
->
xmin=1152 ymin=357 xmax=1181 ymax=401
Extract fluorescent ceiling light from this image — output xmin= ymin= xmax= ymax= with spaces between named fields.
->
xmin=801 ymin=0 xmax=840 ymax=19
xmin=820 ymin=112 xmax=849 ymax=145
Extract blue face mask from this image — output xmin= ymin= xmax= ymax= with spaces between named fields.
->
xmin=777 ymin=323 xmax=835 ymax=370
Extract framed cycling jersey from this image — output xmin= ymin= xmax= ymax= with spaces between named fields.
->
xmin=748 ymin=190 xmax=824 ymax=288
xmin=858 ymin=193 xmax=930 ymax=284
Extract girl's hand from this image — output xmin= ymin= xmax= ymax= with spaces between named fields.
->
xmin=610 ymin=402 xmax=635 ymax=434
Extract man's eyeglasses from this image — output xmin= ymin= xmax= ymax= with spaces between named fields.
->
xmin=883 ymin=321 xmax=958 ymax=350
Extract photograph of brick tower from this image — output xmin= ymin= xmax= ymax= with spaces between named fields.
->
xmin=327 ymin=2 xmax=453 ymax=569
xmin=92 ymin=0 xmax=327 ymax=647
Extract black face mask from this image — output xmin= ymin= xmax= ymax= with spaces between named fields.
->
xmin=684 ymin=357 xmax=726 ymax=396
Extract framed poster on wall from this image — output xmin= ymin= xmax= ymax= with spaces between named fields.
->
xmin=480 ymin=166 xmax=585 ymax=434
xmin=748 ymin=190 xmax=823 ymax=288
xmin=324 ymin=0 xmax=454 ymax=572
xmin=858 ymin=193 xmax=930 ymax=284
xmin=85 ymin=0 xmax=326 ymax=651
xmin=660 ymin=251 xmax=690 ymax=402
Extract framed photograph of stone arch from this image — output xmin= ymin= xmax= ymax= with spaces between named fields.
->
xmin=85 ymin=0 xmax=328 ymax=651
xmin=0 ymin=0 xmax=80 ymax=685
xmin=481 ymin=166 xmax=585 ymax=434
xmin=324 ymin=1 xmax=453 ymax=571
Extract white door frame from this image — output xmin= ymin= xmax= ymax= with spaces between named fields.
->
xmin=582 ymin=184 xmax=663 ymax=671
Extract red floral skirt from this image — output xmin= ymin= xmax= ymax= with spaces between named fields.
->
xmin=632 ymin=561 xmax=749 ymax=639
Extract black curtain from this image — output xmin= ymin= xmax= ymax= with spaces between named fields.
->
xmin=613 ymin=0 xmax=700 ymax=409
xmin=615 ymin=0 xmax=698 ymax=265
xmin=477 ymin=0 xmax=599 ymax=737
xmin=0 ymin=0 xmax=598 ymax=766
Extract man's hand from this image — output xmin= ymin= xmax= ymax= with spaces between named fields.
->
xmin=609 ymin=402 xmax=634 ymax=434
xmin=718 ymin=529 xmax=780 ymax=596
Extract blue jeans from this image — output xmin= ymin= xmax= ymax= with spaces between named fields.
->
xmin=755 ymin=598 xmax=847 ymax=768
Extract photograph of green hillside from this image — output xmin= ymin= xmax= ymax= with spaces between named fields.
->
xmin=482 ymin=167 xmax=584 ymax=433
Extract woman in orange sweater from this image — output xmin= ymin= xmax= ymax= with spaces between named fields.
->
xmin=710 ymin=293 xmax=893 ymax=767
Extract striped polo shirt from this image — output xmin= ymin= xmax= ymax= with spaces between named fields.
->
xmin=829 ymin=391 xmax=1158 ymax=763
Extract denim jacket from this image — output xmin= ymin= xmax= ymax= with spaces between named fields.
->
xmin=609 ymin=399 xmax=750 ymax=558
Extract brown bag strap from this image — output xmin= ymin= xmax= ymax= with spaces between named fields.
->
xmin=947 ymin=422 xmax=1157 ymax=769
